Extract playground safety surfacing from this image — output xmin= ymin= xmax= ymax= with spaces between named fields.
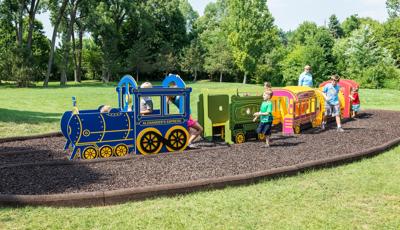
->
xmin=0 ymin=110 xmax=399 ymax=206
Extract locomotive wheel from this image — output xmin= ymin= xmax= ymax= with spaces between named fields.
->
xmin=235 ymin=132 xmax=246 ymax=144
xmin=165 ymin=126 xmax=189 ymax=152
xmin=82 ymin=147 xmax=98 ymax=160
xmin=257 ymin=133 xmax=266 ymax=141
xmin=294 ymin=125 xmax=301 ymax=134
xmin=99 ymin=146 xmax=113 ymax=158
xmin=115 ymin=144 xmax=128 ymax=157
xmin=137 ymin=128 xmax=163 ymax=155
xmin=311 ymin=120 xmax=320 ymax=128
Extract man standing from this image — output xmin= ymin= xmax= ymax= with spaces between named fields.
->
xmin=298 ymin=65 xmax=313 ymax=87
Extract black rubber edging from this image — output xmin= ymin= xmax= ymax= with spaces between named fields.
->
xmin=0 ymin=132 xmax=62 ymax=144
xmin=1 ymin=136 xmax=399 ymax=207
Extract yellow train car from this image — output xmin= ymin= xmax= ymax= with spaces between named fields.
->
xmin=272 ymin=86 xmax=345 ymax=134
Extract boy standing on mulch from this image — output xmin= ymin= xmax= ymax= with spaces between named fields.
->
xmin=321 ymin=74 xmax=344 ymax=132
xmin=253 ymin=90 xmax=274 ymax=147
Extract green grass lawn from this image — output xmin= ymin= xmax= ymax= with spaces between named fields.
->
xmin=0 ymin=81 xmax=399 ymax=229
xmin=0 ymin=81 xmax=399 ymax=138
xmin=0 ymin=81 xmax=264 ymax=138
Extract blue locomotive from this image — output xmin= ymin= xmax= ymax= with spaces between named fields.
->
xmin=61 ymin=74 xmax=192 ymax=160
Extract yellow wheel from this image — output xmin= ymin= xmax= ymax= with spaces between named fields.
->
xmin=137 ymin=128 xmax=163 ymax=155
xmin=165 ymin=126 xmax=189 ymax=152
xmin=257 ymin=133 xmax=266 ymax=141
xmin=115 ymin=144 xmax=128 ymax=157
xmin=294 ymin=125 xmax=301 ymax=134
xmin=235 ymin=132 xmax=245 ymax=144
xmin=311 ymin=120 xmax=320 ymax=128
xmin=82 ymin=147 xmax=98 ymax=160
xmin=99 ymin=145 xmax=113 ymax=158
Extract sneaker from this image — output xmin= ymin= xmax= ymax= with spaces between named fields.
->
xmin=321 ymin=122 xmax=326 ymax=130
xmin=337 ymin=127 xmax=345 ymax=132
xmin=188 ymin=143 xmax=198 ymax=149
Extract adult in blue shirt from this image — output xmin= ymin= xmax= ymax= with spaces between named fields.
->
xmin=321 ymin=74 xmax=344 ymax=132
xmin=298 ymin=65 xmax=313 ymax=87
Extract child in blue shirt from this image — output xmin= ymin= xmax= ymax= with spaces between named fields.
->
xmin=321 ymin=75 xmax=344 ymax=132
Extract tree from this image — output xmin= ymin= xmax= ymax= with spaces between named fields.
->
xmin=59 ymin=0 xmax=82 ymax=86
xmin=178 ymin=0 xmax=199 ymax=40
xmin=380 ymin=18 xmax=400 ymax=67
xmin=44 ymin=0 xmax=68 ymax=87
xmin=143 ymin=0 xmax=187 ymax=59
xmin=180 ymin=39 xmax=204 ymax=82
xmin=0 ymin=12 xmax=16 ymax=83
xmin=226 ymin=0 xmax=279 ymax=84
xmin=281 ymin=44 xmax=329 ymax=86
xmin=81 ymin=38 xmax=102 ymax=80
xmin=286 ymin=22 xmax=336 ymax=81
xmin=342 ymin=14 xmax=360 ymax=37
xmin=87 ymin=0 xmax=131 ymax=83
xmin=328 ymin=14 xmax=343 ymax=38
xmin=202 ymin=29 xmax=233 ymax=82
xmin=333 ymin=26 xmax=399 ymax=88
xmin=253 ymin=46 xmax=287 ymax=86
xmin=288 ymin=21 xmax=319 ymax=46
xmin=126 ymin=40 xmax=154 ymax=82
xmin=197 ymin=0 xmax=232 ymax=82
xmin=386 ymin=0 xmax=400 ymax=18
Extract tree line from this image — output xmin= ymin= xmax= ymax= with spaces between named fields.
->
xmin=0 ymin=0 xmax=399 ymax=88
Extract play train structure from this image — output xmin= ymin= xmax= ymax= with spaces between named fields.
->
xmin=61 ymin=74 xmax=359 ymax=160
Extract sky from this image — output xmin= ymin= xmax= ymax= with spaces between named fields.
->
xmin=189 ymin=0 xmax=388 ymax=31
xmin=37 ymin=0 xmax=389 ymax=38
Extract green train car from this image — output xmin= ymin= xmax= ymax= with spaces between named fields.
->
xmin=197 ymin=91 xmax=265 ymax=144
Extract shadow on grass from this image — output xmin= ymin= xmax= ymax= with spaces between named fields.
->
xmin=41 ymin=81 xmax=118 ymax=88
xmin=0 ymin=108 xmax=61 ymax=124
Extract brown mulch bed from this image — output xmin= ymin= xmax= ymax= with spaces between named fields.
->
xmin=0 ymin=110 xmax=399 ymax=195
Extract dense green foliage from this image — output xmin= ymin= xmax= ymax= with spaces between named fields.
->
xmin=0 ymin=0 xmax=399 ymax=88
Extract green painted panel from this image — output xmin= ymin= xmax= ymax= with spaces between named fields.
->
xmin=207 ymin=95 xmax=229 ymax=123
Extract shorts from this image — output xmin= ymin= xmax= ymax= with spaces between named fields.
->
xmin=256 ymin=122 xmax=272 ymax=136
xmin=352 ymin=104 xmax=360 ymax=112
xmin=325 ymin=104 xmax=340 ymax=117
xmin=187 ymin=117 xmax=197 ymax=128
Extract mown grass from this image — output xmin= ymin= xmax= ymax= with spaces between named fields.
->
xmin=0 ymin=81 xmax=399 ymax=229
xmin=0 ymin=81 xmax=399 ymax=138
xmin=0 ymin=80 xmax=264 ymax=137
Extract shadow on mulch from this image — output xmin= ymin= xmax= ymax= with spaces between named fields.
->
xmin=355 ymin=112 xmax=373 ymax=119
xmin=270 ymin=141 xmax=304 ymax=147
xmin=271 ymin=135 xmax=297 ymax=141
xmin=0 ymin=161 xmax=106 ymax=195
